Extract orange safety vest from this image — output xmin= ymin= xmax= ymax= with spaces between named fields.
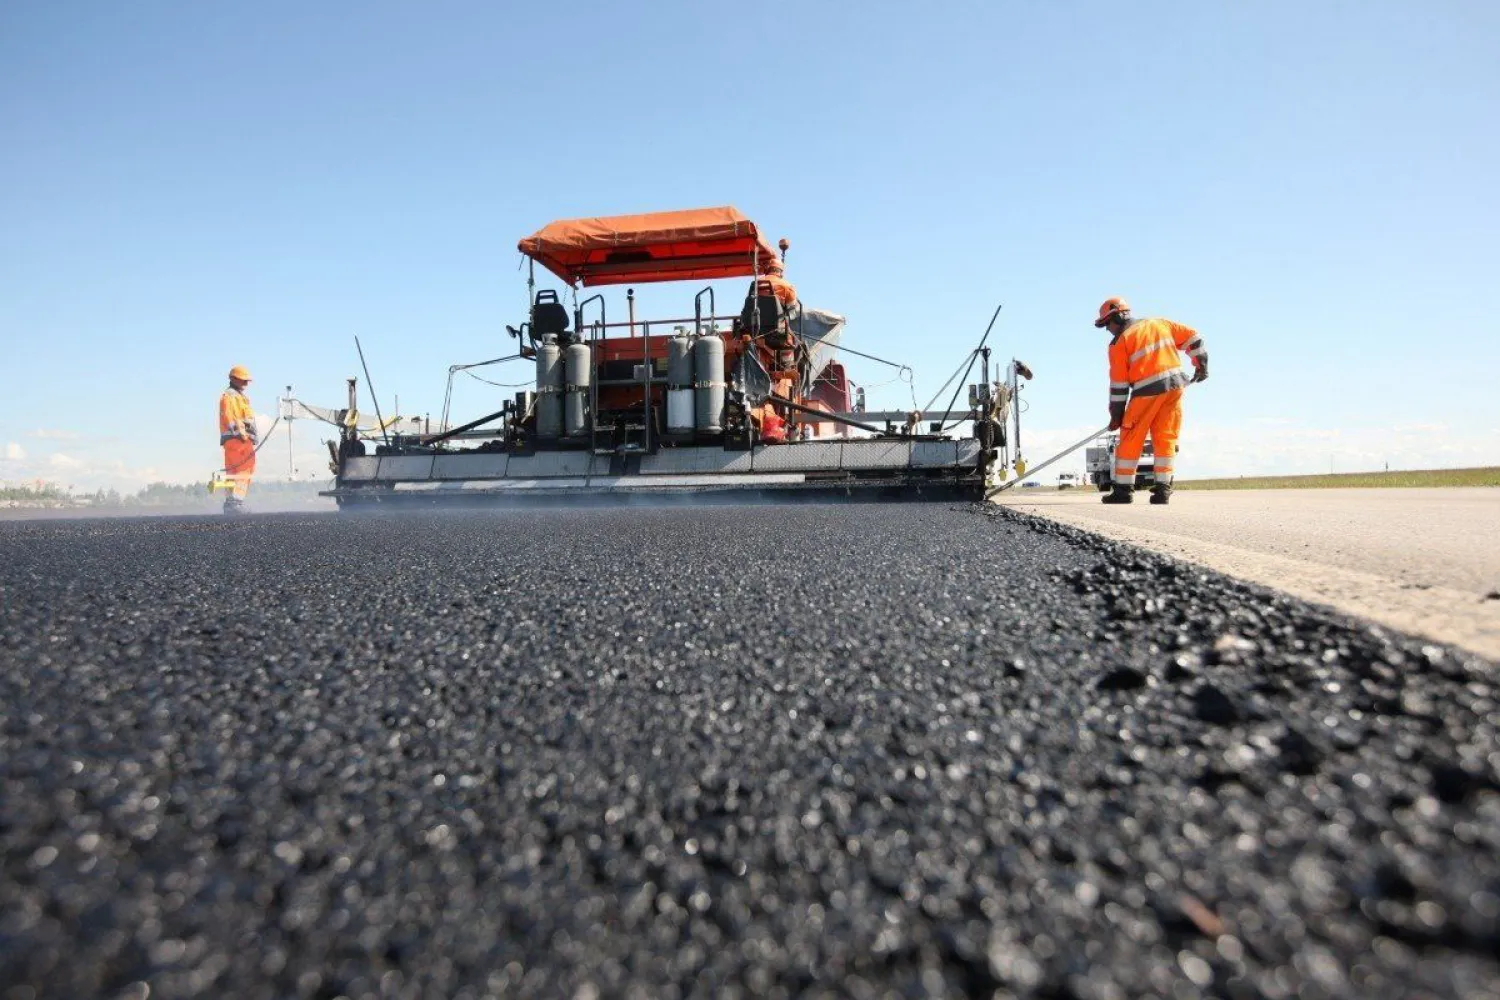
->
xmin=758 ymin=274 xmax=798 ymax=308
xmin=1107 ymin=317 xmax=1203 ymax=409
xmin=219 ymin=388 xmax=256 ymax=445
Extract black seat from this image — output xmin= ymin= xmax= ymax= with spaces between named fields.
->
xmin=532 ymin=290 xmax=570 ymax=338
xmin=738 ymin=281 xmax=785 ymax=337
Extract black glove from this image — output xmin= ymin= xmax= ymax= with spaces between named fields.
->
xmin=1193 ymin=363 xmax=1208 ymax=383
xmin=1108 ymin=415 xmax=1123 ymax=432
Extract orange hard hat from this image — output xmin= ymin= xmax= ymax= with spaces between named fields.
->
xmin=1094 ymin=297 xmax=1130 ymax=328
xmin=228 ymin=365 xmax=252 ymax=381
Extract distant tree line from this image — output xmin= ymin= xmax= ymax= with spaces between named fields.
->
xmin=1 ymin=478 xmax=330 ymax=507
xmin=0 ymin=482 xmax=72 ymax=503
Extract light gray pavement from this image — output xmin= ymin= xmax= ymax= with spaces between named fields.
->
xmin=995 ymin=486 xmax=1500 ymax=660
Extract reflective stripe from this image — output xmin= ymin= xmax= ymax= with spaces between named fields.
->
xmin=1109 ymin=391 xmax=1128 ymax=400
xmin=1109 ymin=381 xmax=1129 ymax=390
xmin=1114 ymin=460 xmax=1139 ymax=471
xmin=1132 ymin=367 xmax=1182 ymax=388
xmin=1128 ymin=338 xmax=1176 ymax=363
xmin=1132 ymin=368 xmax=1189 ymax=394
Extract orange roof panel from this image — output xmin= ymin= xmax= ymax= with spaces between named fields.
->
xmin=517 ymin=206 xmax=780 ymax=286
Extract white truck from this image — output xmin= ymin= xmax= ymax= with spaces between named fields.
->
xmin=1085 ymin=435 xmax=1156 ymax=492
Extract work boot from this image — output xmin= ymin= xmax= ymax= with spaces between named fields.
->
xmin=1150 ymin=482 xmax=1172 ymax=505
xmin=1100 ymin=485 xmax=1133 ymax=504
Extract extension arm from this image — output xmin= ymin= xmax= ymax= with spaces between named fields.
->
xmin=985 ymin=426 xmax=1112 ymax=498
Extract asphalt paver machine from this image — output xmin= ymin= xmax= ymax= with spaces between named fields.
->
xmin=321 ymin=207 xmax=1022 ymax=505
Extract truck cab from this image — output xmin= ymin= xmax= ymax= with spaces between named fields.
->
xmin=1085 ymin=435 xmax=1155 ymax=492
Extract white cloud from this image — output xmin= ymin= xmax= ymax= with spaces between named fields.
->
xmin=26 ymin=428 xmax=80 ymax=441
xmin=0 ymin=442 xmax=210 ymax=493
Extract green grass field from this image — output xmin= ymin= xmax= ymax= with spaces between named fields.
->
xmin=1174 ymin=467 xmax=1500 ymax=490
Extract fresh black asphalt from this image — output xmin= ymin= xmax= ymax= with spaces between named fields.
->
xmin=2 ymin=504 xmax=1497 ymax=999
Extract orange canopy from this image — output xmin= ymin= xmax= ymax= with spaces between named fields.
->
xmin=517 ymin=206 xmax=780 ymax=286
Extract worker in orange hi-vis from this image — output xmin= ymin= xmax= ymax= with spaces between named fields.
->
xmin=758 ymin=257 xmax=798 ymax=310
xmin=1095 ymin=297 xmax=1208 ymax=506
xmin=219 ymin=365 xmax=258 ymax=514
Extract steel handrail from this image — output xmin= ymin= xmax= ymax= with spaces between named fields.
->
xmin=642 ymin=319 xmax=652 ymax=452
xmin=585 ymin=313 xmax=739 ymax=332
xmin=694 ymin=288 xmax=716 ymax=337
xmin=576 ymin=295 xmax=606 ymax=456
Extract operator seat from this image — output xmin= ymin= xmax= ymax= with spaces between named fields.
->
xmin=532 ymin=290 xmax=571 ymax=341
xmin=738 ymin=280 xmax=786 ymax=338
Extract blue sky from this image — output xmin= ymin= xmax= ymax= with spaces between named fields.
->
xmin=2 ymin=1 xmax=1497 ymax=489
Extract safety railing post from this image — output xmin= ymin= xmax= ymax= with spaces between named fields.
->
xmin=642 ymin=320 xmax=652 ymax=453
xmin=590 ymin=320 xmax=601 ymax=455
xmin=694 ymin=287 xmax=715 ymax=337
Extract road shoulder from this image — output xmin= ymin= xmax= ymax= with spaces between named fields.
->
xmin=994 ymin=493 xmax=1500 ymax=662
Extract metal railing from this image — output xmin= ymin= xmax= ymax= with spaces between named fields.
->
xmin=570 ymin=313 xmax=739 ymax=337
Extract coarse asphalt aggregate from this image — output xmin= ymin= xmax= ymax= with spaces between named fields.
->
xmin=2 ymin=503 xmax=1498 ymax=999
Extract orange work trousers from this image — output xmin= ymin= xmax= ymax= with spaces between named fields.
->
xmin=223 ymin=438 xmax=256 ymax=500
xmin=1114 ymin=388 xmax=1182 ymax=486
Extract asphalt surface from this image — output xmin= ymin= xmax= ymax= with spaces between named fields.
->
xmin=2 ymin=504 xmax=1498 ymax=999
